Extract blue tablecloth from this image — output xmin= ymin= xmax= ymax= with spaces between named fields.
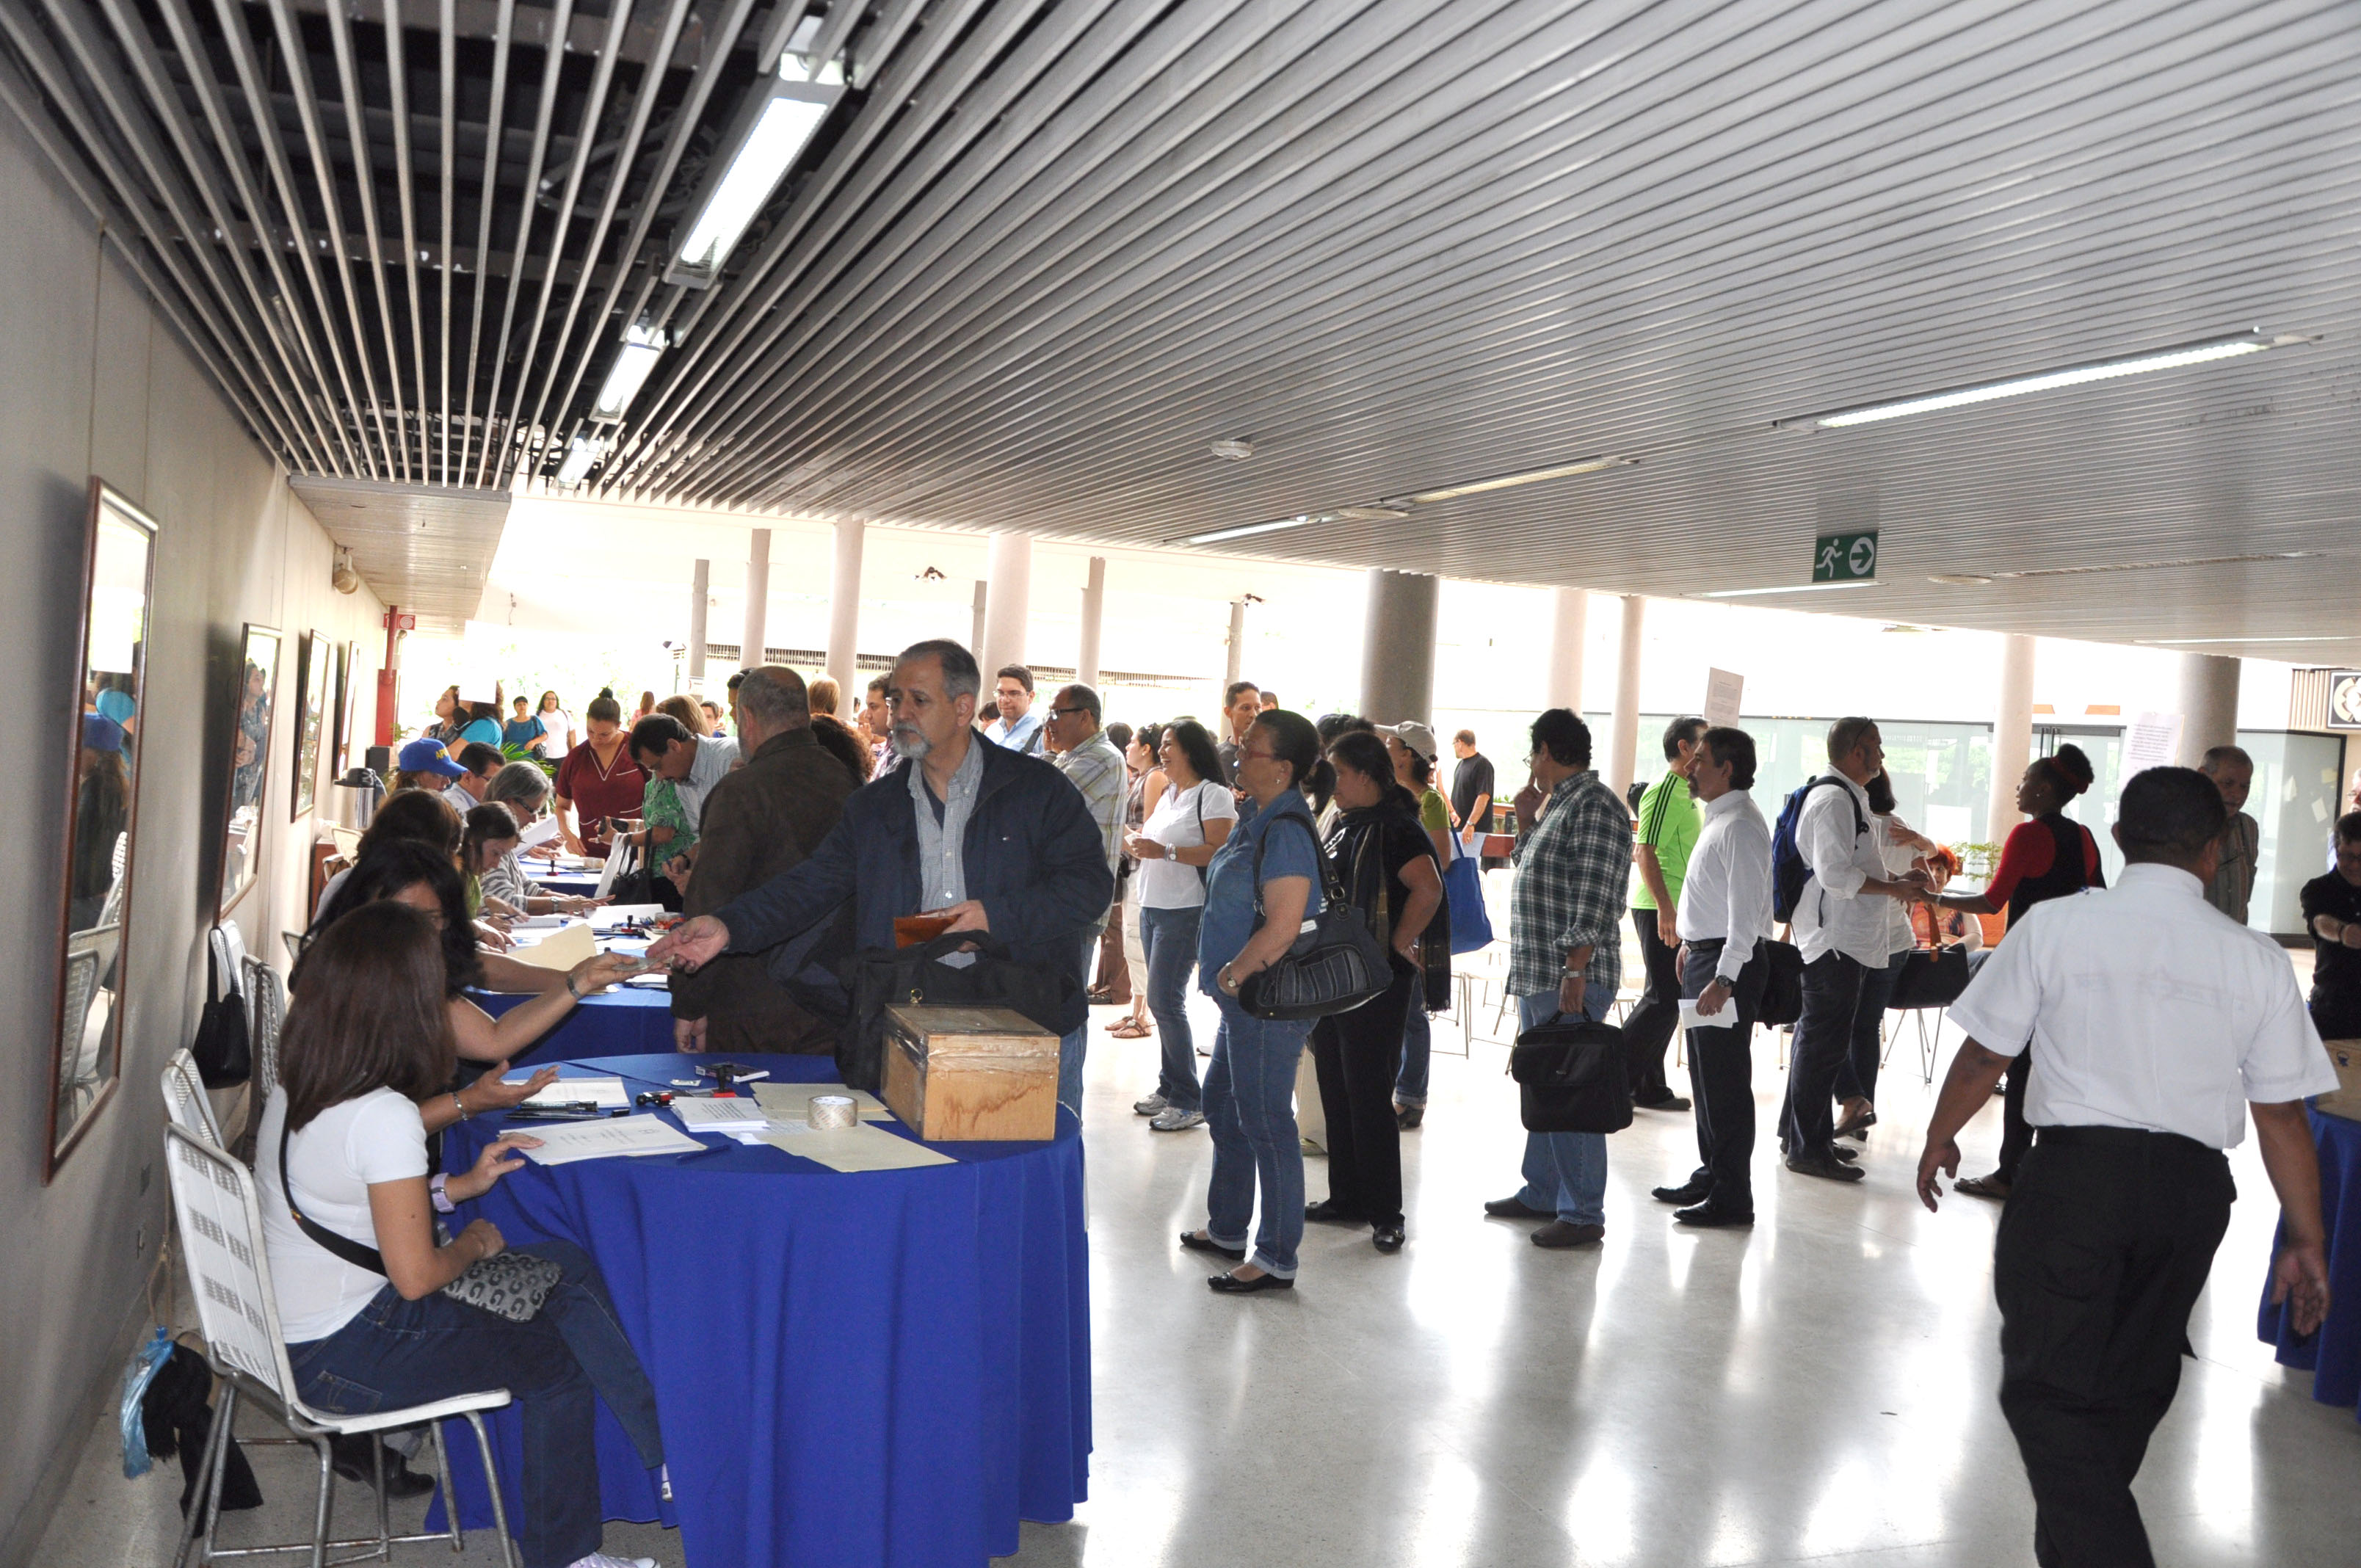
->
xmin=477 ymin=985 xmax=681 ymax=1063
xmin=432 ymin=1053 xmax=1091 ymax=1568
xmin=2257 ymin=1105 xmax=2361 ymax=1421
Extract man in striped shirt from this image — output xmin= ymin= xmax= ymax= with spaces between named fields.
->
xmin=1483 ymin=710 xmax=1633 ymax=1249
xmin=1626 ymin=717 xmax=1706 ymax=1111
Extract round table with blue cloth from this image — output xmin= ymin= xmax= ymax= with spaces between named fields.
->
xmin=2256 ymin=1104 xmax=2361 ymax=1423
xmin=477 ymin=984 xmax=681 ymax=1063
xmin=432 ymin=1053 xmax=1090 ymax=1568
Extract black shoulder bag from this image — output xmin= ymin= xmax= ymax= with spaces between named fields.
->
xmin=191 ymin=938 xmax=250 ymax=1089
xmin=1511 ymin=1015 xmax=1634 ymax=1134
xmin=1235 ymin=816 xmax=1392 ymax=1021
xmin=277 ymin=1122 xmax=558 ymax=1323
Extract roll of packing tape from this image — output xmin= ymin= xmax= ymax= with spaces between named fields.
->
xmin=808 ymin=1095 xmax=857 ymax=1131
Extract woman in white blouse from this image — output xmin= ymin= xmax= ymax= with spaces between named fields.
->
xmin=1121 ymin=719 xmax=1235 ymax=1132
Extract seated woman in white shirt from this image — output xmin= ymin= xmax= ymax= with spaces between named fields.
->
xmin=310 ymin=841 xmax=638 ymax=1096
xmin=260 ymin=901 xmax=664 ymax=1568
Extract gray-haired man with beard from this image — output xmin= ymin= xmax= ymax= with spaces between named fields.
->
xmin=650 ymin=639 xmax=1114 ymax=1115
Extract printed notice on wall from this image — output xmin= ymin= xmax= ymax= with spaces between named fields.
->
xmin=1703 ymin=669 xmax=1744 ymax=727
xmin=2122 ymin=711 xmax=2183 ymax=777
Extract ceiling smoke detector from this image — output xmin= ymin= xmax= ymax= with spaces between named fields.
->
xmin=1208 ymin=439 xmax=1255 ymax=461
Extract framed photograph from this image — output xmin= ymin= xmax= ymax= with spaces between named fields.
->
xmin=48 ymin=479 xmax=157 ymax=1180
xmin=291 ymin=629 xmax=332 ymax=819
xmin=333 ymin=638 xmax=363 ymax=777
xmin=220 ymin=623 xmax=281 ymax=915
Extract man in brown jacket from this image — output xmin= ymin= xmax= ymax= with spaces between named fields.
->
xmin=667 ymin=666 xmax=858 ymax=1053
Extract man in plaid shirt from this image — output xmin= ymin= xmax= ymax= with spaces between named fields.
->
xmin=1485 ymin=710 xmax=1633 ymax=1249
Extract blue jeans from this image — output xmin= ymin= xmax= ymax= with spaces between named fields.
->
xmin=286 ymin=1240 xmax=663 ymax=1568
xmin=1139 ymin=905 xmax=1204 ymax=1111
xmin=1396 ymin=1003 xmax=1431 ymax=1107
xmin=1058 ymin=933 xmax=1095 ymax=1115
xmin=1515 ymin=988 xmax=1612 ymax=1227
xmin=1202 ymin=993 xmax=1313 ymax=1277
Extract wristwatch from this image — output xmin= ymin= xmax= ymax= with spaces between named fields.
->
xmin=1164 ymin=843 xmax=1176 ymax=860
xmin=429 ymin=1173 xmax=456 ymax=1215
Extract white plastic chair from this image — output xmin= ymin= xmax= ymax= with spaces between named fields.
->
xmin=162 ymin=1124 xmax=518 ymax=1568
xmin=163 ymin=1048 xmax=227 ymax=1149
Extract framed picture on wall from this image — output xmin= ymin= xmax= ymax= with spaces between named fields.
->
xmin=220 ymin=623 xmax=280 ymax=915
xmin=291 ymin=629 xmax=332 ymax=819
xmin=333 ymin=639 xmax=362 ymax=777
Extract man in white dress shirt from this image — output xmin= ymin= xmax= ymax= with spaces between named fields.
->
xmin=1918 ymin=766 xmax=2335 ymax=1568
xmin=1782 ymin=717 xmax=1929 ymax=1180
xmin=1652 ymin=726 xmax=1774 ymax=1226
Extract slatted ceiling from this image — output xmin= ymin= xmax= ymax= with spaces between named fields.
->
xmin=4 ymin=0 xmax=2357 ymax=660
xmin=288 ymin=475 xmax=509 ymax=633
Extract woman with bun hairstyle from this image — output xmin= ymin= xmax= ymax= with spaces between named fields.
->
xmin=554 ymin=689 xmax=647 ymax=857
xmin=1924 ymin=743 xmax=2104 ymax=1199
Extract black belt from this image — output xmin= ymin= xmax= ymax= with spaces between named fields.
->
xmin=2034 ymin=1124 xmax=2220 ymax=1158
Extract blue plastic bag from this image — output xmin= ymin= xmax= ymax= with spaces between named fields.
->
xmin=1445 ymin=832 xmax=1494 ymax=955
xmin=120 ymin=1327 xmax=173 ymax=1478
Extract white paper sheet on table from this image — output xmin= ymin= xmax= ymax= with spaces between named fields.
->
xmin=756 ymin=1122 xmax=954 ymax=1172
xmin=512 ymin=914 xmax=568 ymax=930
xmin=509 ymin=921 xmax=597 ymax=970
xmin=521 ymin=1116 xmax=704 ymax=1165
xmin=751 ymin=1082 xmax=893 ymax=1122
xmin=509 ymin=1074 xmax=630 ymax=1108
xmin=671 ymin=1097 xmax=769 ymax=1130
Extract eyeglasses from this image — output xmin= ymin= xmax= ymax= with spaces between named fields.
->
xmin=1050 ymin=706 xmax=1090 ymax=719
xmin=1238 ymin=747 xmax=1279 ymax=763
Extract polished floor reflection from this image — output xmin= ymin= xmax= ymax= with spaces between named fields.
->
xmin=40 ymin=998 xmax=2355 ymax=1568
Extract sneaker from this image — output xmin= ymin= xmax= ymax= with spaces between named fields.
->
xmin=1132 ymin=1093 xmax=1168 ymax=1117
xmin=1150 ymin=1106 xmax=1205 ymax=1131
xmin=566 ymin=1556 xmax=657 ymax=1568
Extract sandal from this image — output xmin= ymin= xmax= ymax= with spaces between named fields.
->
xmin=1953 ymin=1174 xmax=2012 ymax=1201
xmin=1106 ymin=1019 xmax=1152 ymax=1039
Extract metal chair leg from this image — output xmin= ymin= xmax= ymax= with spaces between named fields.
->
xmin=198 ymin=1383 xmax=240 ymax=1568
xmin=173 ymin=1384 xmax=233 ymax=1568
xmin=371 ymin=1434 xmax=392 ymax=1561
xmin=463 ymin=1412 xmax=518 ymax=1568
xmin=428 ymin=1421 xmax=464 ymax=1553
xmin=308 ymin=1434 xmax=336 ymax=1568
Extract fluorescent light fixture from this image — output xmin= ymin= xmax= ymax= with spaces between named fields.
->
xmin=1208 ymin=440 xmax=1255 ymax=461
xmin=1394 ymin=454 xmax=1635 ymax=504
xmin=1334 ymin=504 xmax=1410 ymax=521
xmin=1694 ymin=579 xmax=1881 ymax=600
xmin=555 ymin=435 xmax=605 ymax=487
xmin=1780 ymin=332 xmax=2299 ymax=430
xmin=2138 ymin=634 xmax=2361 ymax=646
xmin=590 ymin=324 xmax=667 ymax=424
xmin=1182 ymin=515 xmax=1315 ymax=546
xmin=664 ymin=61 xmax=841 ymax=289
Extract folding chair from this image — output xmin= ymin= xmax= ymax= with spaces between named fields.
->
xmin=162 ymin=1125 xmax=518 ymax=1568
xmin=162 ymin=1048 xmax=226 ymax=1148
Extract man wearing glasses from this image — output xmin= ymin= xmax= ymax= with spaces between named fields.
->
xmin=1047 ymin=686 xmax=1131 ymax=1096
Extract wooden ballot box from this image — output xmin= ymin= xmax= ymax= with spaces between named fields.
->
xmin=2316 ymin=1039 xmax=2361 ymax=1124
xmin=880 ymin=1005 xmax=1061 ymax=1141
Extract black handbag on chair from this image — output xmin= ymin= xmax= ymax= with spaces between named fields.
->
xmin=1888 ymin=945 xmax=1973 ymax=1010
xmin=839 ymin=931 xmax=1079 ymax=1093
xmin=1511 ymin=1015 xmax=1633 ymax=1134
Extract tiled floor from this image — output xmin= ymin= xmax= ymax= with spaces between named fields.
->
xmin=40 ymin=987 xmax=2357 ymax=1568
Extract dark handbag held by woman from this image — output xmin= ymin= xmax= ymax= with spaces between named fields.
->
xmin=1510 ymin=1015 xmax=1633 ymax=1134
xmin=1235 ymin=816 xmax=1392 ymax=1022
xmin=277 ymin=1125 xmax=559 ymax=1322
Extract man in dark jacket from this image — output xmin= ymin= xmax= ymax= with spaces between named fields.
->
xmin=667 ymin=666 xmax=857 ymax=1056
xmin=650 ymin=639 xmax=1114 ymax=1112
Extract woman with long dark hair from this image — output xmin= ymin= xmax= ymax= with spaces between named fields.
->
xmin=260 ymin=901 xmax=665 ymax=1568
xmin=1183 ymin=711 xmax=1331 ymax=1293
xmin=1123 ymin=719 xmax=1236 ymax=1130
xmin=1926 ymin=744 xmax=2103 ymax=1198
xmin=1106 ymin=724 xmax=1165 ymax=1042
xmin=1304 ymin=732 xmax=1446 ymax=1254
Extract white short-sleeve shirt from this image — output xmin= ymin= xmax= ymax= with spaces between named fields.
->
xmin=1947 ymin=863 xmax=2340 ymax=1149
xmin=1136 ymin=779 xmax=1238 ymax=910
xmin=255 ymin=1086 xmax=427 ymax=1341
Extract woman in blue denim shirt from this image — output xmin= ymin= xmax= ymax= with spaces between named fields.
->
xmin=1183 ymin=710 xmax=1330 ymax=1294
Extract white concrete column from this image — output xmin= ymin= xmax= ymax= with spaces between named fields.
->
xmin=825 ymin=519 xmax=864 ymax=694
xmin=1988 ymin=634 xmax=2037 ymax=843
xmin=1359 ymin=569 xmax=1440 ymax=723
xmin=687 ymin=559 xmax=709 ymax=688
xmin=1605 ymin=595 xmax=1645 ymax=797
xmin=2175 ymin=651 xmax=2241 ymax=769
xmin=980 ymin=531 xmax=1031 ymax=675
xmin=971 ymin=581 xmax=987 ymax=654
xmin=741 ymin=529 xmax=771 ymax=667
xmin=1545 ymin=587 xmax=1587 ymax=711
xmin=1077 ymin=556 xmax=1106 ymax=689
xmin=1225 ymin=600 xmax=1247 ymax=691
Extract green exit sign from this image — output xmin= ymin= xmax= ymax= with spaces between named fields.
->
xmin=1813 ymin=530 xmax=1879 ymax=583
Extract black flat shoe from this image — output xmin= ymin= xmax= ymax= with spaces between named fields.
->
xmin=1371 ymin=1226 xmax=1405 ymax=1253
xmin=1208 ymin=1270 xmax=1294 ymax=1294
xmin=1484 ymin=1194 xmax=1552 ymax=1219
xmin=1634 ymin=1092 xmax=1692 ymax=1112
xmin=1829 ymin=1144 xmax=1860 ymax=1164
xmin=1674 ymin=1201 xmax=1755 ymax=1227
xmin=330 ymin=1434 xmax=435 ymax=1497
xmin=1179 ymin=1230 xmax=1246 ymax=1260
xmin=1394 ymin=1103 xmax=1424 ymax=1130
xmin=1303 ymin=1198 xmax=1366 ymax=1225
xmin=1651 ymin=1180 xmax=1711 ymax=1206
xmin=1785 ymin=1150 xmax=1865 ymax=1183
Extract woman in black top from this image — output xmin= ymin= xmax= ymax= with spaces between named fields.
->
xmin=2300 ymin=812 xmax=2361 ymax=1039
xmin=1304 ymin=732 xmax=1446 ymax=1252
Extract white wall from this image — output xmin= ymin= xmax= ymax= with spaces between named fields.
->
xmin=0 ymin=112 xmax=385 ymax=1568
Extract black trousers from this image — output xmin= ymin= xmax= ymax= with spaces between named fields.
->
xmin=1623 ymin=906 xmax=1683 ymax=1100
xmin=1832 ymin=948 xmax=1906 ymax=1106
xmin=1995 ymin=1126 xmax=2234 ymax=1568
xmin=1310 ymin=968 xmax=1415 ymax=1228
xmin=1995 ymin=1053 xmax=2035 ymax=1181
xmin=1679 ymin=943 xmax=1766 ymax=1213
xmin=1781 ymin=951 xmax=1868 ymax=1157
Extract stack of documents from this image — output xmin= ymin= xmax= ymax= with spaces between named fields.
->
xmin=750 ymin=1082 xmax=894 ymax=1122
xmin=521 ymin=1117 xmax=705 ymax=1165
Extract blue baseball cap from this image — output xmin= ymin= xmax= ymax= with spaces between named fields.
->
xmin=82 ymin=714 xmax=124 ymax=753
xmin=396 ymin=738 xmax=465 ymax=777
xmin=95 ymin=689 xmax=136 ymax=725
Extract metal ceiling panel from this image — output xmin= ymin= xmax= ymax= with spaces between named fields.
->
xmin=288 ymin=474 xmax=510 ymax=632
xmin=1 ymin=0 xmax=2354 ymax=656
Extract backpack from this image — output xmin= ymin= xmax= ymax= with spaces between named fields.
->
xmin=1769 ymin=776 xmax=1868 ymax=924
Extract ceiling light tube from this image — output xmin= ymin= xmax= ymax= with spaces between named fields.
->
xmin=556 ymin=435 xmax=605 ymax=487
xmin=2137 ymin=635 xmax=2361 ymax=646
xmin=1180 ymin=515 xmax=1315 ymax=546
xmin=1396 ymin=455 xmax=1635 ymax=505
xmin=1693 ymin=579 xmax=1881 ymax=600
xmin=590 ymin=324 xmax=667 ymax=424
xmin=1780 ymin=333 xmax=2295 ymax=430
xmin=664 ymin=62 xmax=843 ymax=290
